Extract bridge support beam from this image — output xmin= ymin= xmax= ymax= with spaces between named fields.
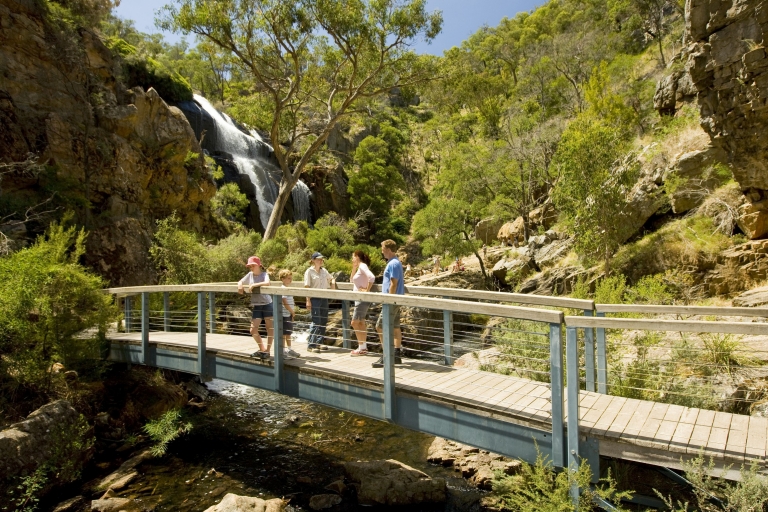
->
xmin=208 ymin=292 xmax=215 ymax=334
xmin=550 ymin=322 xmax=565 ymax=468
xmin=584 ymin=309 xmax=595 ymax=392
xmin=272 ymin=294 xmax=283 ymax=392
xmin=197 ymin=292 xmax=206 ymax=378
xmin=141 ymin=292 xmax=149 ymax=365
xmin=124 ymin=296 xmax=132 ymax=333
xmin=341 ymin=300 xmax=352 ymax=349
xmin=566 ymin=326 xmax=581 ymax=507
xmin=163 ymin=292 xmax=170 ymax=332
xmin=382 ymin=303 xmax=396 ymax=421
xmin=596 ymin=312 xmax=607 ymax=394
xmin=443 ymin=310 xmax=453 ymax=365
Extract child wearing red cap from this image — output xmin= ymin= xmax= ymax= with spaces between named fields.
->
xmin=238 ymin=256 xmax=273 ymax=360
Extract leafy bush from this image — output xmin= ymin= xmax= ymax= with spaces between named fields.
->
xmin=0 ymin=217 xmax=116 ymax=398
xmin=150 ymin=213 xmax=262 ymax=284
xmin=258 ymin=239 xmax=288 ymax=268
xmin=490 ymin=451 xmax=630 ymax=511
xmin=659 ymin=455 xmax=768 ymax=512
xmin=122 ymin=54 xmax=193 ymax=102
xmin=211 ymin=183 xmax=250 ymax=225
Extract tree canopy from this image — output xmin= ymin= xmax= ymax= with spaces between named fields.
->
xmin=158 ymin=0 xmax=442 ymax=239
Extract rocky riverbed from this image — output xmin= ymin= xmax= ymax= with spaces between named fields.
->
xmin=37 ymin=376 xmax=488 ymax=511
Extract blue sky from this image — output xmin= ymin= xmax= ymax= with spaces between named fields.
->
xmin=114 ymin=0 xmax=544 ymax=56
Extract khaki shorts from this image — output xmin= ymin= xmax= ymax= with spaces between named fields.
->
xmin=376 ymin=304 xmax=401 ymax=330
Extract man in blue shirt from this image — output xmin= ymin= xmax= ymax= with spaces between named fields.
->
xmin=373 ymin=239 xmax=405 ymax=368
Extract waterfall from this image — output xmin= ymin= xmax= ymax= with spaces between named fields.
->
xmin=176 ymin=94 xmax=312 ymax=230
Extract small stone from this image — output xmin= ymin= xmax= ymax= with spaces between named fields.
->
xmin=309 ymin=494 xmax=342 ymax=510
xmin=296 ymin=475 xmax=313 ymax=484
xmin=324 ymin=479 xmax=346 ymax=494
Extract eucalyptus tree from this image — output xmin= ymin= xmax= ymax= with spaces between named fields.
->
xmin=158 ymin=0 xmax=442 ymax=240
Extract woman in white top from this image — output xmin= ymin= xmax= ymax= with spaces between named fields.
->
xmin=237 ymin=256 xmax=273 ymax=360
xmin=303 ymin=252 xmax=336 ymax=352
xmin=349 ymin=250 xmax=376 ymax=356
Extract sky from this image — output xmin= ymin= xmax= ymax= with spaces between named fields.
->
xmin=114 ymin=0 xmax=544 ymax=56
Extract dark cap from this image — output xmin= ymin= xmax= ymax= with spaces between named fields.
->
xmin=311 ymin=252 xmax=325 ymax=260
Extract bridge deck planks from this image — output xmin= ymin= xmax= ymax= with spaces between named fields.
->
xmin=109 ymin=331 xmax=768 ymax=468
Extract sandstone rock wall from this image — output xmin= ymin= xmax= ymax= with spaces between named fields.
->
xmin=684 ymin=0 xmax=768 ymax=238
xmin=0 ymin=0 xmax=216 ymax=285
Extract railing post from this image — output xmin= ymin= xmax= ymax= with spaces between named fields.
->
xmin=584 ymin=309 xmax=595 ymax=392
xmin=596 ymin=312 xmax=608 ymax=394
xmin=124 ymin=296 xmax=132 ymax=333
xmin=566 ymin=326 xmax=581 ymax=507
xmin=549 ymin=322 xmax=565 ymax=468
xmin=443 ymin=309 xmax=453 ymax=365
xmin=197 ymin=292 xmax=206 ymax=378
xmin=141 ymin=292 xmax=149 ymax=365
xmin=341 ymin=300 xmax=352 ymax=349
xmin=163 ymin=292 xmax=170 ymax=332
xmin=208 ymin=292 xmax=215 ymax=334
xmin=272 ymin=295 xmax=283 ymax=392
xmin=382 ymin=303 xmax=396 ymax=421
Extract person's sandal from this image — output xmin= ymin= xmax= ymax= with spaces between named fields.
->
xmin=350 ymin=348 xmax=368 ymax=356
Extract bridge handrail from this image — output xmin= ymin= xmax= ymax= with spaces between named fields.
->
xmin=109 ymin=281 xmax=594 ymax=311
xmin=565 ymin=315 xmax=768 ymax=335
xmin=107 ymin=284 xmax=564 ymax=324
xmin=595 ymin=303 xmax=768 ymax=317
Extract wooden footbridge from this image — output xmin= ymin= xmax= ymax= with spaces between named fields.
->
xmin=106 ymin=282 xmax=768 ymax=505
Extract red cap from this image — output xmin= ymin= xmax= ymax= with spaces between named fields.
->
xmin=246 ymin=256 xmax=262 ymax=267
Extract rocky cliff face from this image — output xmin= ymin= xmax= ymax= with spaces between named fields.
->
xmin=0 ymin=0 xmax=216 ymax=285
xmin=683 ymin=0 xmax=768 ymax=237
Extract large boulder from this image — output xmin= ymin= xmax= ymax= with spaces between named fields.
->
xmin=202 ymin=494 xmax=285 ymax=512
xmin=475 ymin=217 xmax=504 ymax=244
xmin=497 ymin=217 xmax=525 ymax=245
xmin=702 ymin=239 xmax=768 ymax=296
xmin=491 ymin=252 xmax=537 ymax=284
xmin=737 ymin=199 xmax=768 ymax=239
xmin=654 ymin=70 xmax=698 ymax=116
xmin=733 ymin=285 xmax=768 ymax=307
xmin=666 ymin=146 xmax=729 ymax=213
xmin=343 ymin=459 xmax=445 ymax=506
xmin=518 ymin=265 xmax=589 ymax=296
xmin=0 ymin=400 xmax=85 ymax=477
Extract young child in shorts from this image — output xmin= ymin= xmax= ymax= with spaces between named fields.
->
xmin=278 ymin=269 xmax=301 ymax=359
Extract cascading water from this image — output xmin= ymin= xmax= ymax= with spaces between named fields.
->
xmin=176 ymin=94 xmax=312 ymax=229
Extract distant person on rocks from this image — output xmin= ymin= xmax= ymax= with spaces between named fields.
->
xmin=349 ymin=250 xmax=375 ymax=356
xmin=432 ymin=255 xmax=440 ymax=275
xmin=372 ymin=239 xmax=405 ymax=368
xmin=304 ymin=252 xmax=336 ymax=353
xmin=278 ymin=269 xmax=300 ymax=359
xmin=238 ymin=256 xmax=273 ymax=361
xmin=482 ymin=244 xmax=487 ymax=260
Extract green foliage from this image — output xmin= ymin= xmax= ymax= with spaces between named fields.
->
xmin=44 ymin=0 xmax=117 ymax=29
xmin=412 ymin=198 xmax=479 ymax=261
xmin=0 ymin=216 xmax=116 ymax=397
xmin=211 ymin=183 xmax=249 ymax=225
xmin=491 ymin=451 xmax=631 ymax=511
xmin=659 ymin=455 xmax=768 ymax=512
xmin=143 ymin=408 xmax=192 ymax=457
xmin=594 ymin=274 xmax=628 ymax=304
xmin=258 ymin=239 xmax=288 ymax=268
xmin=305 ymin=213 xmax=357 ymax=262
xmin=122 ymin=53 xmax=193 ymax=102
xmin=485 ymin=319 xmax=551 ymax=382
xmin=552 ymin=116 xmax=638 ymax=269
xmin=150 ymin=213 xmax=262 ymax=284
xmin=627 ymin=274 xmax=674 ymax=304
xmin=104 ymin=36 xmax=138 ymax=57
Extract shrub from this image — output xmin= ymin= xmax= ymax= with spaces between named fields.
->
xmin=122 ymin=54 xmax=193 ymax=102
xmin=211 ymin=183 xmax=249 ymax=225
xmin=490 ymin=451 xmax=631 ymax=511
xmin=0 ymin=216 xmax=116 ymax=397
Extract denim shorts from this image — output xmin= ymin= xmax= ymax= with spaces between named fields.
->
xmin=251 ymin=304 xmax=274 ymax=319
xmin=352 ymin=301 xmax=371 ymax=321
xmin=282 ymin=316 xmax=293 ymax=335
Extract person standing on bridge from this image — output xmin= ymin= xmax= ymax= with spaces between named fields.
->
xmin=372 ymin=239 xmax=404 ymax=368
xmin=304 ymin=252 xmax=336 ymax=353
xmin=238 ymin=256 xmax=273 ymax=361
xmin=350 ymin=250 xmax=375 ymax=356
